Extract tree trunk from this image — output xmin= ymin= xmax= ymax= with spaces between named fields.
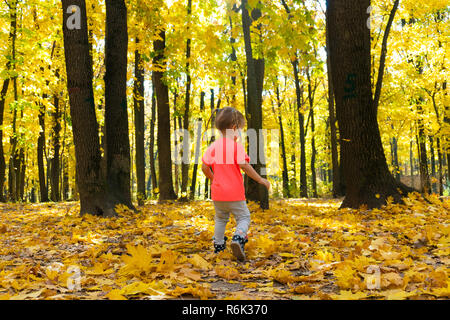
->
xmin=306 ymin=67 xmax=318 ymax=198
xmin=325 ymin=18 xmax=341 ymax=198
xmin=242 ymin=0 xmax=268 ymax=209
xmin=134 ymin=38 xmax=145 ymax=205
xmin=436 ymin=137 xmax=443 ymax=195
xmin=18 ymin=147 xmax=25 ymax=201
xmin=104 ymin=0 xmax=133 ymax=208
xmin=180 ymin=0 xmax=193 ymax=201
xmin=416 ymin=104 xmax=431 ymax=194
xmin=173 ymin=89 xmax=181 ymax=197
xmin=8 ymin=0 xmax=19 ymax=202
xmin=275 ymin=85 xmax=290 ymax=198
xmin=149 ymin=82 xmax=158 ymax=194
xmin=190 ymin=91 xmax=204 ymax=200
xmin=62 ymin=0 xmax=118 ymax=216
xmin=50 ymin=93 xmax=61 ymax=201
xmin=390 ymin=124 xmax=400 ymax=182
xmin=293 ymin=61 xmax=307 ymax=198
xmin=410 ymin=137 xmax=415 ymax=188
xmin=204 ymin=89 xmax=215 ymax=199
xmin=327 ymin=0 xmax=414 ymax=209
xmin=152 ymin=30 xmax=177 ymax=201
xmin=443 ymin=81 xmax=450 ymax=181
xmin=429 ymin=136 xmax=436 ymax=193
xmin=228 ymin=5 xmax=239 ymax=104
xmin=0 ymin=68 xmax=10 ymax=202
xmin=37 ymin=94 xmax=49 ymax=202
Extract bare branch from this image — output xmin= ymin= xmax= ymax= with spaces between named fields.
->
xmin=373 ymin=0 xmax=400 ymax=113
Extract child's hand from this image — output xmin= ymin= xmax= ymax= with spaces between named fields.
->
xmin=259 ymin=178 xmax=270 ymax=190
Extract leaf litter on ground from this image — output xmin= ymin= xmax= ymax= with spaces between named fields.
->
xmin=0 ymin=193 xmax=448 ymax=300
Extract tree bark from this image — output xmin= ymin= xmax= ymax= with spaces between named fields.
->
xmin=0 ymin=67 xmax=10 ymax=202
xmin=50 ymin=93 xmax=61 ymax=201
xmin=391 ymin=135 xmax=400 ymax=181
xmin=416 ymin=103 xmax=431 ymax=194
xmin=8 ymin=0 xmax=19 ymax=202
xmin=62 ymin=0 xmax=118 ymax=216
xmin=180 ymin=0 xmax=193 ymax=201
xmin=293 ymin=61 xmax=308 ymax=198
xmin=306 ymin=67 xmax=318 ymax=198
xmin=275 ymin=85 xmax=290 ymax=198
xmin=410 ymin=137 xmax=415 ymax=188
xmin=242 ymin=0 xmax=268 ymax=209
xmin=429 ymin=136 xmax=436 ymax=193
xmin=152 ymin=30 xmax=177 ymax=201
xmin=436 ymin=137 xmax=443 ymax=195
xmin=443 ymin=81 xmax=450 ymax=181
xmin=133 ymin=37 xmax=145 ymax=205
xmin=325 ymin=14 xmax=341 ymax=198
xmin=327 ymin=0 xmax=414 ymax=209
xmin=37 ymin=89 xmax=49 ymax=202
xmin=190 ymin=91 xmax=204 ymax=200
xmin=104 ymin=0 xmax=133 ymax=208
xmin=204 ymin=89 xmax=215 ymax=199
xmin=149 ymin=82 xmax=158 ymax=194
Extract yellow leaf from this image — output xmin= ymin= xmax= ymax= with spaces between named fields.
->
xmin=383 ymin=289 xmax=418 ymax=300
xmin=189 ymin=254 xmax=212 ymax=270
xmin=179 ymin=268 xmax=202 ymax=281
xmin=120 ymin=244 xmax=154 ymax=275
xmin=381 ymin=272 xmax=404 ymax=289
xmin=291 ymin=285 xmax=315 ymax=294
xmin=157 ymin=250 xmax=178 ymax=272
xmin=215 ymin=266 xmax=240 ymax=280
xmin=106 ymin=289 xmax=127 ymax=300
xmin=379 ymin=250 xmax=402 ymax=260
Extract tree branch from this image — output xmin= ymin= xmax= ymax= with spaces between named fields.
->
xmin=373 ymin=0 xmax=400 ymax=113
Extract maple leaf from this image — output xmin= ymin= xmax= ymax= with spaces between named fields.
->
xmin=120 ymin=244 xmax=155 ymax=275
xmin=157 ymin=250 xmax=178 ymax=272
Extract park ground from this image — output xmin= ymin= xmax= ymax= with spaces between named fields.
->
xmin=0 ymin=194 xmax=448 ymax=300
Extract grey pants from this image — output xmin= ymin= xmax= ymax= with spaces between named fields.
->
xmin=213 ymin=200 xmax=251 ymax=245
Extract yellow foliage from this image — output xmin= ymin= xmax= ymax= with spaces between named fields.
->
xmin=0 ymin=197 xmax=447 ymax=300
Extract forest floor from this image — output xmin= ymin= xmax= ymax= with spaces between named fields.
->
xmin=0 ymin=193 xmax=448 ymax=300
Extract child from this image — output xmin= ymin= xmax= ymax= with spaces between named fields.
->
xmin=201 ymin=107 xmax=270 ymax=261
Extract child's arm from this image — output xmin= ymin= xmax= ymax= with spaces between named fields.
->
xmin=239 ymin=163 xmax=270 ymax=190
xmin=202 ymin=163 xmax=214 ymax=181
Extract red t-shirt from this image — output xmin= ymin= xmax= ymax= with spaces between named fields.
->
xmin=202 ymin=137 xmax=250 ymax=201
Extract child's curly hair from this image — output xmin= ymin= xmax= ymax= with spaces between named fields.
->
xmin=214 ymin=107 xmax=245 ymax=132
